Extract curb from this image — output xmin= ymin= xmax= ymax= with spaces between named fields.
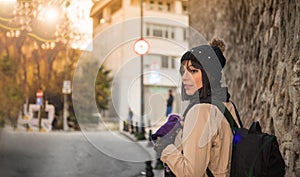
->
xmin=119 ymin=131 xmax=137 ymax=142
xmin=119 ymin=131 xmax=152 ymax=159
xmin=119 ymin=131 xmax=164 ymax=177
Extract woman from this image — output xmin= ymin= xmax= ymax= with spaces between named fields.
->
xmin=154 ymin=39 xmax=242 ymax=177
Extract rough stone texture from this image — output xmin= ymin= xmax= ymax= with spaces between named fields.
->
xmin=189 ymin=0 xmax=300 ymax=176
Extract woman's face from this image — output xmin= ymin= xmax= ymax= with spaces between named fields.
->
xmin=181 ymin=60 xmax=203 ymax=95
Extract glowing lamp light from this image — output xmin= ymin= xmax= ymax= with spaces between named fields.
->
xmin=99 ymin=18 xmax=106 ymax=24
xmin=44 ymin=7 xmax=59 ymax=22
xmin=133 ymin=39 xmax=150 ymax=56
xmin=38 ymin=6 xmax=59 ymax=24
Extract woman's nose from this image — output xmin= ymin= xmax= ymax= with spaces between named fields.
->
xmin=181 ymin=70 xmax=189 ymax=80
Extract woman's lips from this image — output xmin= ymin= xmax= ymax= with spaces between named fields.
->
xmin=184 ymin=84 xmax=193 ymax=89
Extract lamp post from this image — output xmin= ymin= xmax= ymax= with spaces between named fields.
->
xmin=140 ymin=0 xmax=145 ymax=140
xmin=133 ymin=0 xmax=150 ymax=140
xmin=133 ymin=39 xmax=149 ymax=140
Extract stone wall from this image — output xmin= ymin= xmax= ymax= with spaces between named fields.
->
xmin=189 ymin=0 xmax=300 ymax=176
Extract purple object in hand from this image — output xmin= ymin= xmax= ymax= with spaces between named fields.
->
xmin=151 ymin=113 xmax=182 ymax=141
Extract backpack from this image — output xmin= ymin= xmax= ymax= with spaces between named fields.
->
xmin=211 ymin=101 xmax=286 ymax=177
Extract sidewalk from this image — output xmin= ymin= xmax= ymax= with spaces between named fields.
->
xmin=120 ymin=130 xmax=164 ymax=177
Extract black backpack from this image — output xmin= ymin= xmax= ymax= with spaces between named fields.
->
xmin=162 ymin=101 xmax=286 ymax=177
xmin=211 ymin=101 xmax=286 ymax=177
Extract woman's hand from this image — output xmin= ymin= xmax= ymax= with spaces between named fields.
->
xmin=154 ymin=121 xmax=182 ymax=157
xmin=151 ymin=113 xmax=183 ymax=140
xmin=154 ymin=136 xmax=173 ymax=157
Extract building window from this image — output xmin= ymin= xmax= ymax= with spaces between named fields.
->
xmin=146 ymin=54 xmax=178 ymax=70
xmin=146 ymin=27 xmax=150 ymax=36
xmin=182 ymin=1 xmax=188 ymax=14
xmin=149 ymin=0 xmax=155 ymax=10
xmin=153 ymin=29 xmax=163 ymax=37
xmin=158 ymin=1 xmax=163 ymax=11
xmin=183 ymin=28 xmax=188 ymax=41
xmin=145 ymin=23 xmax=187 ymax=41
xmin=171 ymin=57 xmax=175 ymax=69
xmin=171 ymin=31 xmax=174 ymax=39
xmin=166 ymin=2 xmax=171 ymax=12
xmin=160 ymin=55 xmax=178 ymax=69
xmin=146 ymin=23 xmax=181 ymax=40
xmin=165 ymin=30 xmax=168 ymax=38
xmin=161 ymin=55 xmax=168 ymax=68
xmin=145 ymin=0 xmax=174 ymax=12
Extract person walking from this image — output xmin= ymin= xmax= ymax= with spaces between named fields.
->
xmin=165 ymin=89 xmax=174 ymax=117
xmin=153 ymin=39 xmax=242 ymax=177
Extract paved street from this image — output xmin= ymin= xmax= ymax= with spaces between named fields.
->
xmin=0 ymin=129 xmax=154 ymax=177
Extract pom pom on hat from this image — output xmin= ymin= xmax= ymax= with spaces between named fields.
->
xmin=209 ymin=38 xmax=226 ymax=52
xmin=210 ymin=38 xmax=226 ymax=68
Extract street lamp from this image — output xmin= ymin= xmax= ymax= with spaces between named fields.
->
xmin=133 ymin=0 xmax=150 ymax=140
xmin=139 ymin=0 xmax=145 ymax=140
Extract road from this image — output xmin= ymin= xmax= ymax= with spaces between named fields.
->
xmin=0 ymin=129 xmax=151 ymax=177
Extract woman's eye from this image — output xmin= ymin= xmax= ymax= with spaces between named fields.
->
xmin=190 ymin=69 xmax=198 ymax=73
xmin=187 ymin=68 xmax=198 ymax=73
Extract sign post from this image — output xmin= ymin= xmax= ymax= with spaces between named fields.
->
xmin=36 ymin=89 xmax=43 ymax=131
xmin=133 ymin=38 xmax=150 ymax=140
xmin=62 ymin=80 xmax=71 ymax=131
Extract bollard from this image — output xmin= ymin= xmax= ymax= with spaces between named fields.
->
xmin=147 ymin=129 xmax=153 ymax=147
xmin=123 ymin=120 xmax=128 ymax=131
xmin=135 ymin=122 xmax=139 ymax=135
xmin=145 ymin=160 xmax=154 ymax=177
xmin=148 ymin=129 xmax=152 ymax=141
xmin=127 ymin=120 xmax=130 ymax=131
xmin=130 ymin=120 xmax=134 ymax=134
xmin=123 ymin=121 xmax=126 ymax=131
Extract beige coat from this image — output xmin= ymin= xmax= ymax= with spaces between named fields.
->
xmin=161 ymin=102 xmax=241 ymax=177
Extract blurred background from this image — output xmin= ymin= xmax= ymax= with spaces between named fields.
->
xmin=0 ymin=0 xmax=299 ymax=177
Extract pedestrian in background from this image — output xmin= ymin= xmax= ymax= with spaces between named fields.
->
xmin=153 ymin=38 xmax=241 ymax=176
xmin=165 ymin=89 xmax=174 ymax=117
xmin=127 ymin=108 xmax=133 ymax=133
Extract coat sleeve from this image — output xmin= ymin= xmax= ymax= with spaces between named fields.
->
xmin=161 ymin=104 xmax=216 ymax=177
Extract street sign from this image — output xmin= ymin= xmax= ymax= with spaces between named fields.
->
xmin=133 ymin=39 xmax=150 ymax=56
xmin=36 ymin=89 xmax=43 ymax=98
xmin=62 ymin=80 xmax=72 ymax=94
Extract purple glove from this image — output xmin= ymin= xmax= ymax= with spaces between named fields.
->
xmin=151 ymin=113 xmax=183 ymax=141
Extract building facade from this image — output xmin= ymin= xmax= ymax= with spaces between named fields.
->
xmin=90 ymin=0 xmax=189 ymax=129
